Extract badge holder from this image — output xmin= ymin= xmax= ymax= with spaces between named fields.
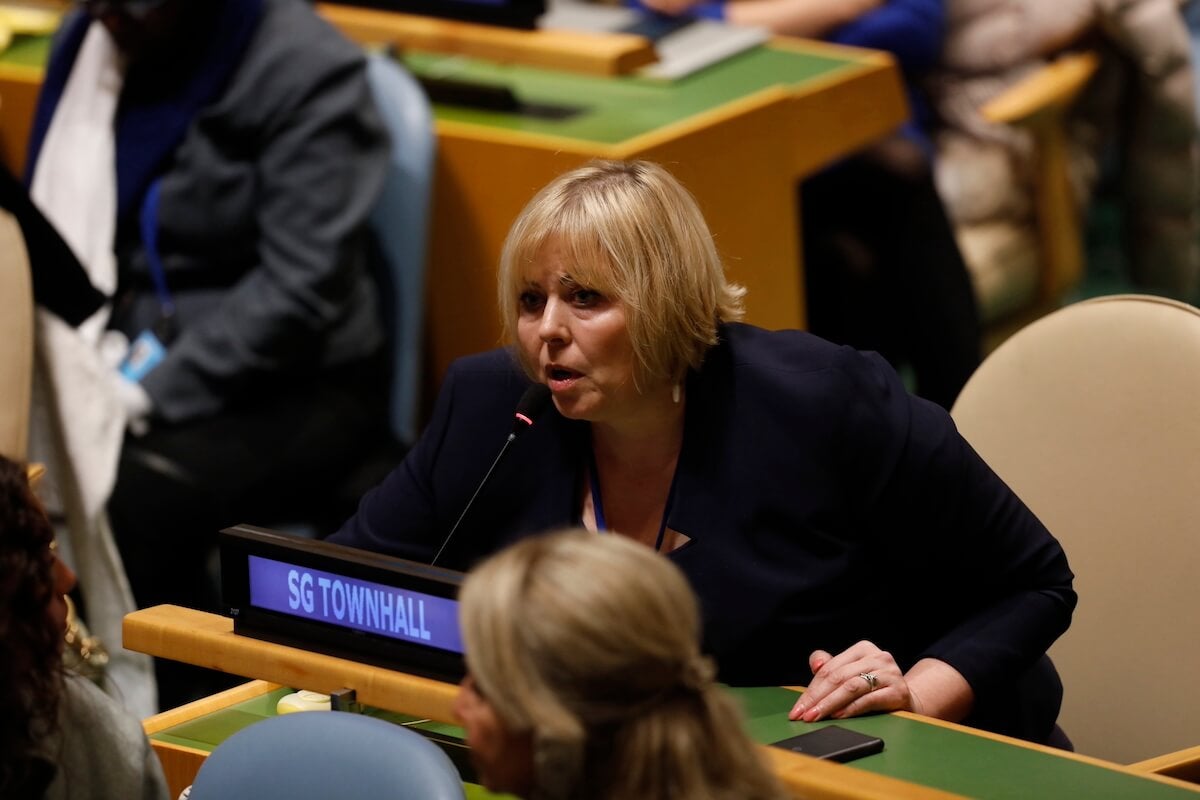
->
xmin=118 ymin=179 xmax=175 ymax=382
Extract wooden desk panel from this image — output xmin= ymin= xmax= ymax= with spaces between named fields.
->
xmin=0 ymin=63 xmax=41 ymax=177
xmin=127 ymin=606 xmax=955 ymax=800
xmin=124 ymin=605 xmax=459 ymax=723
xmin=143 ymin=679 xmax=283 ymax=800
xmin=1134 ymin=745 xmax=1200 ymax=785
xmin=128 ymin=606 xmax=1200 ymax=799
xmin=315 ymin=3 xmax=657 ymax=76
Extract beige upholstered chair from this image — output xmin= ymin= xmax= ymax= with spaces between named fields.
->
xmin=951 ymin=294 xmax=1200 ymax=763
xmin=0 ymin=207 xmax=34 ymax=460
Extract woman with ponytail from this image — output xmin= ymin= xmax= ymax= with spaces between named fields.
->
xmin=453 ymin=529 xmax=786 ymax=800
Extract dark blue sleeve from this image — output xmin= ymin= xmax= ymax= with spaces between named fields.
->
xmin=327 ymin=350 xmax=552 ymax=565
xmin=832 ymin=349 xmax=1076 ymax=701
xmin=326 ymin=358 xmax=462 ymax=560
xmin=826 ymin=0 xmax=945 ymax=73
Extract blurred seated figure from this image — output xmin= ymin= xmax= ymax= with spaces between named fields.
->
xmin=0 ymin=455 xmax=169 ymax=800
xmin=454 ymin=529 xmax=788 ymax=800
xmin=927 ymin=0 xmax=1198 ymax=321
xmin=635 ymin=0 xmax=982 ymax=409
xmin=25 ymin=0 xmax=390 ymax=710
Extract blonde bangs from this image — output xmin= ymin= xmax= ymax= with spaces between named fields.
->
xmin=498 ymin=160 xmax=746 ymax=388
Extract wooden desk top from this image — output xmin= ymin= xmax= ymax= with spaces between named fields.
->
xmin=316 ymin=3 xmax=657 ymax=76
xmin=126 ymin=605 xmax=956 ymax=800
xmin=127 ymin=605 xmax=1200 ymax=799
xmin=125 ymin=604 xmax=459 ymax=723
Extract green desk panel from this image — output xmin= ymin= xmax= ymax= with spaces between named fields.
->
xmin=150 ymin=688 xmax=518 ymax=800
xmin=403 ymin=46 xmax=855 ymax=145
xmin=150 ymin=687 xmax=447 ymax=752
xmin=735 ymin=687 xmax=1197 ymax=800
xmin=4 ymin=37 xmax=866 ymax=147
xmin=0 ymin=34 xmax=50 ymax=68
xmin=151 ymin=685 xmax=1196 ymax=799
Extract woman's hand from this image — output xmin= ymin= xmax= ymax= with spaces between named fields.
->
xmin=788 ymin=640 xmax=909 ymax=722
xmin=787 ymin=642 xmax=974 ymax=723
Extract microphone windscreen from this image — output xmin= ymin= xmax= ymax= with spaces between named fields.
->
xmin=513 ymin=383 xmax=552 ymax=434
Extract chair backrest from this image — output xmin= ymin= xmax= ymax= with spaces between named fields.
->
xmin=0 ymin=208 xmax=34 ymax=460
xmin=188 ymin=711 xmax=466 ymax=800
xmin=365 ymin=53 xmax=436 ymax=447
xmin=951 ymin=294 xmax=1200 ymax=763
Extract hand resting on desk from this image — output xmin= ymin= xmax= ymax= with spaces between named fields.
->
xmin=789 ymin=640 xmax=974 ymax=724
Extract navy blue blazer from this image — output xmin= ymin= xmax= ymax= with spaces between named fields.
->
xmin=332 ymin=323 xmax=1076 ymax=739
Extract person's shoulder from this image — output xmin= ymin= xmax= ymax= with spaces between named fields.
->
xmin=254 ymin=0 xmax=362 ymax=61
xmin=55 ymin=676 xmax=153 ymax=771
xmin=714 ymin=323 xmax=905 ymax=407
xmin=422 ymin=348 xmax=548 ymax=451
xmin=443 ymin=348 xmax=531 ymax=398
xmin=234 ymin=0 xmax=366 ymax=97
xmin=59 ymin=674 xmax=141 ymax=732
xmin=51 ymin=675 xmax=168 ymax=800
xmin=446 ymin=347 xmax=525 ymax=376
xmin=720 ymin=322 xmax=868 ymax=378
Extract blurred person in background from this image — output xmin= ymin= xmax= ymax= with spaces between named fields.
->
xmin=26 ymin=0 xmax=390 ymax=710
xmin=635 ymin=0 xmax=981 ymax=409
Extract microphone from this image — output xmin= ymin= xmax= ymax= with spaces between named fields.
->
xmin=431 ymin=384 xmax=552 ymax=566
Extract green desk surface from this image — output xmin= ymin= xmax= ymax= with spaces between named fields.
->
xmin=737 ymin=687 xmax=1198 ymax=799
xmin=402 ymin=46 xmax=857 ymax=145
xmin=0 ymin=34 xmax=50 ymax=68
xmin=2 ymin=33 xmax=863 ymax=147
xmin=150 ymin=685 xmax=1196 ymax=799
xmin=150 ymin=686 xmax=516 ymax=799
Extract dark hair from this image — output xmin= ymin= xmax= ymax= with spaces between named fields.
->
xmin=0 ymin=456 xmax=64 ymax=797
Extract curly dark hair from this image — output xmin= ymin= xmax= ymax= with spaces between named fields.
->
xmin=0 ymin=456 xmax=64 ymax=797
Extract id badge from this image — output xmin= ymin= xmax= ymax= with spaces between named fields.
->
xmin=119 ymin=329 xmax=167 ymax=382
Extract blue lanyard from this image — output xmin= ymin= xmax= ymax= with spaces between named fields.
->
xmin=587 ymin=447 xmax=674 ymax=552
xmin=138 ymin=179 xmax=175 ymax=320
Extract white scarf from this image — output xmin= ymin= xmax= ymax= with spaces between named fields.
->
xmin=31 ymin=20 xmax=123 ymax=341
xmin=28 ymin=21 xmax=156 ymax=718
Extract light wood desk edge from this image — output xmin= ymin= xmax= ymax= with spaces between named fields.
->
xmin=314 ymin=3 xmax=657 ymax=76
xmin=126 ymin=605 xmax=959 ymax=800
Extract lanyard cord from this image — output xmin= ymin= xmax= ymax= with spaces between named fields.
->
xmin=587 ymin=447 xmax=674 ymax=552
xmin=139 ymin=179 xmax=175 ymax=321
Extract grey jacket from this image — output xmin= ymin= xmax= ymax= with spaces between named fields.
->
xmin=112 ymin=0 xmax=390 ymax=422
xmin=41 ymin=674 xmax=169 ymax=800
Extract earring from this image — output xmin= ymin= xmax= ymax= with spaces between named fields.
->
xmin=672 ymin=383 xmax=681 ymax=404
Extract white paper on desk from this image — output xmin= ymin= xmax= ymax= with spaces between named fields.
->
xmin=638 ymin=20 xmax=768 ymax=80
xmin=540 ymin=0 xmax=769 ymax=81
xmin=539 ymin=0 xmax=641 ymax=32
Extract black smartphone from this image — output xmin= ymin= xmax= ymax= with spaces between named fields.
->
xmin=770 ymin=725 xmax=885 ymax=763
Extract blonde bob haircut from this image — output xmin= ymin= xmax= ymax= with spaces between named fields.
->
xmin=459 ymin=530 xmax=785 ymax=800
xmin=498 ymin=160 xmax=746 ymax=389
